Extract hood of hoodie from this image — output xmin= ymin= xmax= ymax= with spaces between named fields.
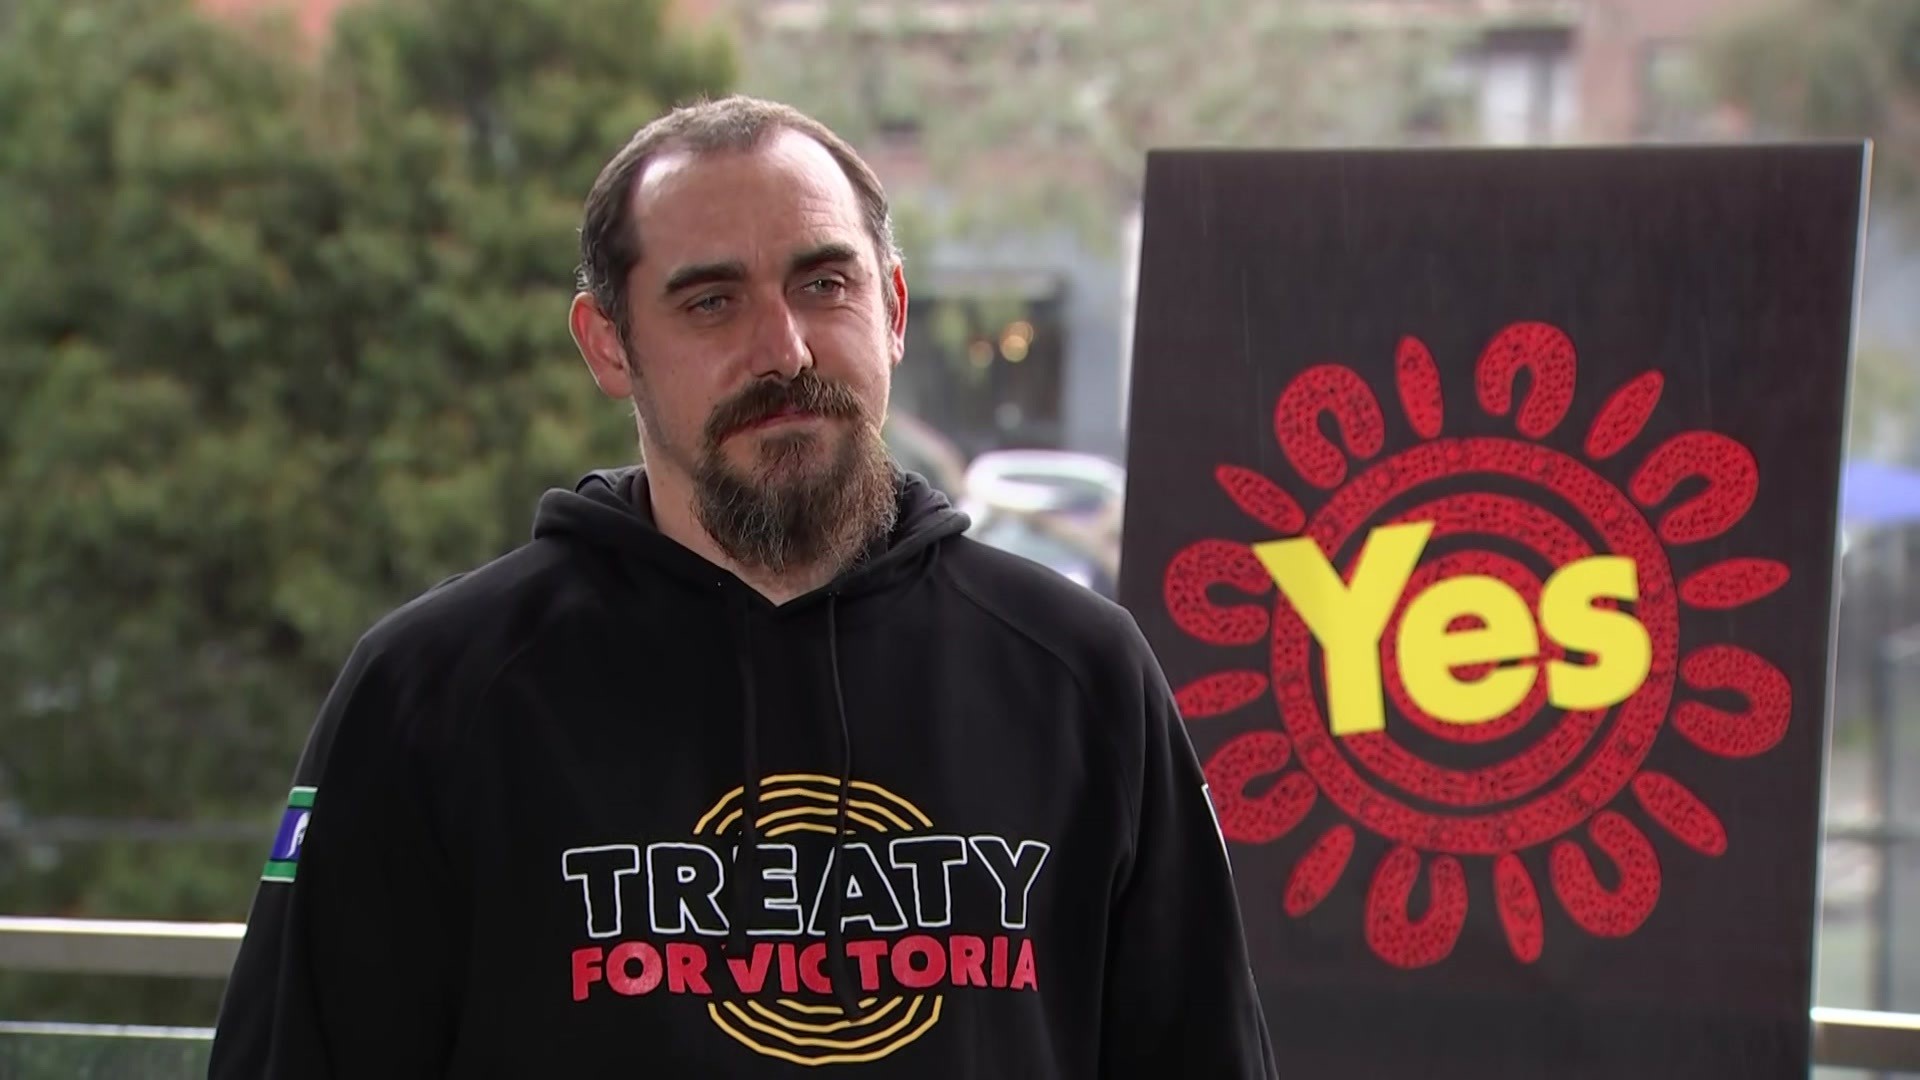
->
xmin=529 ymin=463 xmax=970 ymax=1016
xmin=531 ymin=463 xmax=970 ymax=609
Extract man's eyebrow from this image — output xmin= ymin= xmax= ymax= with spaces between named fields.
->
xmin=662 ymin=259 xmax=746 ymax=296
xmin=661 ymin=245 xmax=862 ymax=296
xmin=789 ymin=242 xmax=861 ymax=277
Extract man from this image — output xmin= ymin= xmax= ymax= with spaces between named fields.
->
xmin=210 ymin=95 xmax=1277 ymax=1078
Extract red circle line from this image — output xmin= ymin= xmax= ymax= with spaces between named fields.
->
xmin=1274 ymin=436 xmax=1679 ymax=855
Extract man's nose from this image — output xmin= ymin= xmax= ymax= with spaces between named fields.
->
xmin=748 ymin=298 xmax=811 ymax=381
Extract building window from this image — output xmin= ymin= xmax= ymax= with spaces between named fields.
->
xmin=895 ymin=290 xmax=1067 ymax=458
xmin=1474 ymin=28 xmax=1577 ymax=145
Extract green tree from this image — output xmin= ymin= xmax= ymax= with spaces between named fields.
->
xmin=724 ymin=0 xmax=1471 ymax=399
xmin=730 ymin=0 xmax=1473 ymax=253
xmin=0 ymin=0 xmax=731 ymax=1025
xmin=1707 ymin=0 xmax=1920 ymax=203
xmin=1847 ymin=343 xmax=1918 ymax=457
xmin=1704 ymin=0 xmax=1920 ymax=459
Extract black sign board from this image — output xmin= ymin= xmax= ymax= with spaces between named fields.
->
xmin=1118 ymin=144 xmax=1869 ymax=1079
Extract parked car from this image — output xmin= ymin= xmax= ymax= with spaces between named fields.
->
xmin=959 ymin=449 xmax=1125 ymax=528
xmin=960 ymin=450 xmax=1126 ymax=598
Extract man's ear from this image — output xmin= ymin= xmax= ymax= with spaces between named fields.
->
xmin=569 ymin=292 xmax=635 ymax=399
xmin=887 ymin=262 xmax=909 ymax=367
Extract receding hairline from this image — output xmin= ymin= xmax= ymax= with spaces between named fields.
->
xmin=629 ymin=126 xmax=868 ymax=235
xmin=576 ymin=95 xmax=901 ymax=335
xmin=622 ymin=127 xmax=899 ymax=309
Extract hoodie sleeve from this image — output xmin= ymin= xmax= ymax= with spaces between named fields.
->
xmin=1099 ymin=642 xmax=1280 ymax=1079
xmin=208 ymin=637 xmax=466 ymax=1078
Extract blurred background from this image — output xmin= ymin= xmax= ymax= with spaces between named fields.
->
xmin=1 ymin=0 xmax=1918 ymax=1073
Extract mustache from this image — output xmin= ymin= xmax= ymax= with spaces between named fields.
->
xmin=703 ymin=371 xmax=865 ymax=445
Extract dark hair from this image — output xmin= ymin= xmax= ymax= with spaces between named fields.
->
xmin=576 ymin=95 xmax=901 ymax=341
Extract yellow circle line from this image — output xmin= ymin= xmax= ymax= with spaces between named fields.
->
xmin=716 ymin=995 xmax=927 ymax=1050
xmin=710 ymin=999 xmax=944 ymax=1066
xmin=764 ymin=821 xmax=845 ymax=839
xmin=712 ymin=788 xmax=917 ymax=833
xmin=760 ymin=805 xmax=891 ymax=832
xmin=774 ymin=997 xmax=880 ymax=1016
xmin=779 ymin=788 xmax=919 ymax=831
xmin=761 ymin=773 xmax=932 ymax=825
xmin=747 ymin=996 xmax=904 ymax=1032
xmin=694 ymin=775 xmax=932 ymax=834
xmin=694 ymin=788 xmax=747 ymax=835
xmin=715 ymin=803 xmax=892 ymax=836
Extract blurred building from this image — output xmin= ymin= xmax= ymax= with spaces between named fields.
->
xmin=192 ymin=0 xmax=1916 ymax=464
xmin=714 ymin=0 xmax=1779 ymax=466
xmin=1575 ymin=0 xmax=1752 ymax=141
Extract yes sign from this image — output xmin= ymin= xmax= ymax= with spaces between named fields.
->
xmin=1252 ymin=522 xmax=1652 ymax=737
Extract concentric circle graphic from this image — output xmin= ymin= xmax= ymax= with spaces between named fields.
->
xmin=692 ymin=774 xmax=942 ymax=1066
xmin=1275 ymin=436 xmax=1681 ymax=855
xmin=1163 ymin=322 xmax=1796 ymax=969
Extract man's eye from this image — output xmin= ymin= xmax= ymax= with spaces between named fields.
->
xmin=688 ymin=295 xmax=728 ymax=314
xmin=803 ymin=277 xmax=845 ymax=295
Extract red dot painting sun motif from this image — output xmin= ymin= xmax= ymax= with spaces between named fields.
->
xmin=1167 ymin=321 xmax=1795 ymax=969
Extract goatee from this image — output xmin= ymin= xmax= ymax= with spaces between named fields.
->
xmin=692 ymin=370 xmax=899 ymax=578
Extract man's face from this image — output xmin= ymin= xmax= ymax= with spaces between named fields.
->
xmin=590 ymin=129 xmax=908 ymax=575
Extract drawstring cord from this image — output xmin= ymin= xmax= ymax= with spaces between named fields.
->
xmin=823 ymin=594 xmax=864 ymax=1017
xmin=726 ymin=604 xmax=762 ymax=960
xmin=728 ymin=593 xmax=863 ymax=1019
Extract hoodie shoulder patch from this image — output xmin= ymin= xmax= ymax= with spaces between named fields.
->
xmin=261 ymin=786 xmax=316 ymax=883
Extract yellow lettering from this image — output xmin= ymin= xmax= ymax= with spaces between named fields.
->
xmin=1539 ymin=556 xmax=1651 ymax=711
xmin=1256 ymin=520 xmax=1652 ymax=736
xmin=1253 ymin=522 xmax=1431 ymax=736
xmin=1397 ymin=577 xmax=1540 ymax=725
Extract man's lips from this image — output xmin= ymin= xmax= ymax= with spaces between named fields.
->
xmin=733 ymin=406 xmax=820 ymax=435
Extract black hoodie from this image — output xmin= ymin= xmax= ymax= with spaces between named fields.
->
xmin=209 ymin=466 xmax=1277 ymax=1079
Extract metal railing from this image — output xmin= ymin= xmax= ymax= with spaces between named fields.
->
xmin=1863 ymin=626 xmax=1920 ymax=1020
xmin=0 ymin=917 xmax=242 ymax=978
xmin=2 ymin=917 xmax=1918 ymax=1071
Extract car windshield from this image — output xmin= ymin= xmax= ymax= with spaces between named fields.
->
xmin=999 ymin=474 xmax=1115 ymax=514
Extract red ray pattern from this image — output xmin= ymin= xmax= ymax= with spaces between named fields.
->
xmin=1475 ymin=322 xmax=1576 ymax=438
xmin=1163 ymin=540 xmax=1271 ymax=646
xmin=1630 ymin=432 xmax=1760 ymax=544
xmin=1674 ymin=645 xmax=1791 ymax=758
xmin=1584 ymin=370 xmax=1664 ymax=461
xmin=1632 ymin=772 xmax=1728 ymax=856
xmin=1174 ymin=670 xmax=1268 ymax=719
xmin=1204 ymin=731 xmax=1317 ymax=843
xmin=1679 ymin=558 xmax=1791 ymax=610
xmin=1395 ymin=336 xmax=1444 ymax=438
xmin=1494 ymin=854 xmax=1544 ymax=964
xmin=1285 ymin=825 xmax=1355 ymax=917
xmin=1365 ymin=847 xmax=1469 ymax=969
xmin=1215 ymin=465 xmax=1307 ymax=535
xmin=1274 ymin=364 xmax=1384 ymax=489
xmin=1550 ymin=812 xmax=1661 ymax=937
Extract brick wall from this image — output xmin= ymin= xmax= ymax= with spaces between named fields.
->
xmin=1574 ymin=0 xmax=1752 ymax=140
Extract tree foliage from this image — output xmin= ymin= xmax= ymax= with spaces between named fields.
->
xmin=1704 ymin=0 xmax=1920 ymax=459
xmin=731 ymin=0 xmax=1474 ymax=251
xmin=1706 ymin=0 xmax=1920 ymax=203
xmin=0 ymin=0 xmax=731 ymax=1023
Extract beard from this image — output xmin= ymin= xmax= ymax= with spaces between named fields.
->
xmin=687 ymin=369 xmax=899 ymax=578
